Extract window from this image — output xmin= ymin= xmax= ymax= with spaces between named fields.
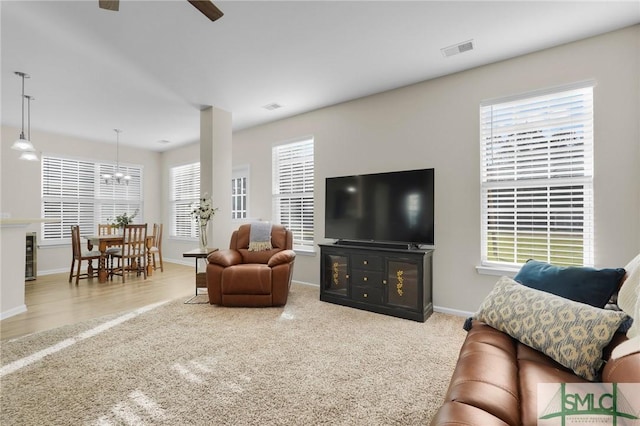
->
xmin=170 ymin=162 xmax=200 ymax=239
xmin=272 ymin=137 xmax=315 ymax=251
xmin=232 ymin=165 xmax=249 ymax=220
xmin=480 ymin=84 xmax=594 ymax=268
xmin=41 ymin=155 xmax=143 ymax=243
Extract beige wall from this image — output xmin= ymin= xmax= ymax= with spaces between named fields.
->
xmin=231 ymin=25 xmax=640 ymax=313
xmin=1 ymin=25 xmax=638 ymax=314
xmin=0 ymin=127 xmax=162 ymax=274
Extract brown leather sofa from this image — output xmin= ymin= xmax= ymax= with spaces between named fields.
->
xmin=430 ymin=320 xmax=640 ymax=426
xmin=206 ymin=224 xmax=296 ymax=307
xmin=432 ymin=254 xmax=640 ymax=426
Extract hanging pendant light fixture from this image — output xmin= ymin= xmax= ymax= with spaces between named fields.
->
xmin=102 ymin=129 xmax=131 ymax=184
xmin=11 ymin=71 xmax=36 ymax=153
xmin=19 ymin=95 xmax=39 ymax=161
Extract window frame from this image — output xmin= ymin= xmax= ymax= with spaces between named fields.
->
xmin=272 ymin=137 xmax=315 ymax=252
xmin=479 ymin=82 xmax=594 ymax=269
xmin=232 ymin=165 xmax=249 ymax=221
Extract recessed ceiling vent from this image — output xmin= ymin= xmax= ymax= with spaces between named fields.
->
xmin=441 ymin=39 xmax=474 ymax=58
xmin=262 ymin=103 xmax=283 ymax=111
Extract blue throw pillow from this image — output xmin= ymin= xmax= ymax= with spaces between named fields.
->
xmin=513 ymin=259 xmax=625 ymax=308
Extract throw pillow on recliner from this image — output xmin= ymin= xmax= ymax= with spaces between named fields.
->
xmin=514 ymin=259 xmax=625 ymax=308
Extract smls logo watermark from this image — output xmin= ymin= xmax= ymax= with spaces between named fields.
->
xmin=538 ymin=383 xmax=640 ymax=425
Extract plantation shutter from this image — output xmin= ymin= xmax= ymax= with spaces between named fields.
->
xmin=97 ymin=163 xmax=143 ymax=224
xmin=41 ymin=155 xmax=143 ymax=243
xmin=42 ymin=157 xmax=95 ymax=239
xmin=272 ymin=138 xmax=315 ymax=250
xmin=171 ymin=162 xmax=200 ymax=238
xmin=480 ymin=84 xmax=594 ymax=267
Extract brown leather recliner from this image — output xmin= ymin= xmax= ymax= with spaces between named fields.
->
xmin=206 ymin=224 xmax=296 ymax=307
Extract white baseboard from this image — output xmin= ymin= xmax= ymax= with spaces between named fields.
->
xmin=38 ymin=259 xmax=192 ymax=277
xmin=164 ymin=258 xmax=194 ymax=267
xmin=34 ymin=267 xmax=471 ymax=318
xmin=38 ymin=268 xmax=70 ymax=276
xmin=293 ymin=280 xmax=319 ymax=288
xmin=1 ymin=304 xmax=27 ymax=320
xmin=433 ymin=305 xmax=473 ymax=318
xmin=294 ymin=283 xmax=469 ymax=317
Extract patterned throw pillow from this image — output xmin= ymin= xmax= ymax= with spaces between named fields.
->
xmin=473 ymin=276 xmax=629 ymax=381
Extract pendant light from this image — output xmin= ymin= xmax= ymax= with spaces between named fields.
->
xmin=102 ymin=129 xmax=131 ymax=184
xmin=19 ymin=95 xmax=39 ymax=161
xmin=11 ymin=71 xmax=36 ymax=153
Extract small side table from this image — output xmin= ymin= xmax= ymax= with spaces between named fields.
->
xmin=183 ymin=248 xmax=218 ymax=296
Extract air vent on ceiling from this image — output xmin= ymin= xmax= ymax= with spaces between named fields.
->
xmin=441 ymin=39 xmax=474 ymax=58
xmin=262 ymin=103 xmax=283 ymax=111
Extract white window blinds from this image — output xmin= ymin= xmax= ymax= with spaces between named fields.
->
xmin=170 ymin=162 xmax=200 ymax=238
xmin=480 ymin=84 xmax=594 ymax=267
xmin=41 ymin=155 xmax=143 ymax=242
xmin=272 ymin=138 xmax=315 ymax=250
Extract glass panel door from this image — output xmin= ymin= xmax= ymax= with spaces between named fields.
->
xmin=386 ymin=260 xmax=419 ymax=310
xmin=323 ymin=253 xmax=349 ymax=296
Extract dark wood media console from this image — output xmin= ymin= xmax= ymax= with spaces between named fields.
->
xmin=319 ymin=243 xmax=433 ymax=322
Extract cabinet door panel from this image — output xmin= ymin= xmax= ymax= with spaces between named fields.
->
xmin=323 ymin=253 xmax=349 ymax=296
xmin=386 ymin=260 xmax=419 ymax=310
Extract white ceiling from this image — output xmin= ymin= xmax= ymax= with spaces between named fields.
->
xmin=2 ymin=0 xmax=639 ymax=151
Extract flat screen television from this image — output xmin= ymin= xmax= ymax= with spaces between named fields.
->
xmin=325 ymin=168 xmax=434 ymax=247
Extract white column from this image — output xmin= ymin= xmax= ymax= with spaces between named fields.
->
xmin=200 ymin=106 xmax=232 ymax=249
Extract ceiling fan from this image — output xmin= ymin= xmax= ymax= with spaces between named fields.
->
xmin=98 ymin=0 xmax=224 ymax=22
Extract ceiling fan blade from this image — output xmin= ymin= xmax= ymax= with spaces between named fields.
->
xmin=187 ymin=0 xmax=224 ymax=22
xmin=98 ymin=0 xmax=119 ymax=12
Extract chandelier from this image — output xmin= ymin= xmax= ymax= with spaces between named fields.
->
xmin=102 ymin=129 xmax=131 ymax=184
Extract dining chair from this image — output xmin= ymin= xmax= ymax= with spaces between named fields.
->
xmin=98 ymin=223 xmax=121 ymax=273
xmin=111 ymin=223 xmax=148 ymax=283
xmin=149 ymin=223 xmax=164 ymax=272
xmin=69 ymin=225 xmax=102 ymax=285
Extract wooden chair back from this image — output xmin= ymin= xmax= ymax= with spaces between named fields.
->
xmin=69 ymin=225 xmax=101 ymax=284
xmin=121 ymin=224 xmax=147 ymax=257
xmin=71 ymin=225 xmax=82 ymax=258
xmin=98 ymin=224 xmax=116 ymax=236
xmin=111 ymin=223 xmax=148 ymax=282
xmin=152 ymin=223 xmax=163 ymax=249
xmin=150 ymin=223 xmax=164 ymax=272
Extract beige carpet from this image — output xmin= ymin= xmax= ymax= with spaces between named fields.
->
xmin=1 ymin=284 xmax=466 ymax=425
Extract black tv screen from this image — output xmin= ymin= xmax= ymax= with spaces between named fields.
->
xmin=325 ymin=168 xmax=434 ymax=246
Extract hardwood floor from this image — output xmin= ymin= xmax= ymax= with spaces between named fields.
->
xmin=0 ymin=262 xmax=198 ymax=341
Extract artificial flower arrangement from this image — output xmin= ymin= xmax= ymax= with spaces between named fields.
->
xmin=109 ymin=209 xmax=139 ymax=227
xmin=191 ymin=193 xmax=218 ymax=225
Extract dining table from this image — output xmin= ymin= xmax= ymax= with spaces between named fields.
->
xmin=86 ymin=234 xmax=154 ymax=283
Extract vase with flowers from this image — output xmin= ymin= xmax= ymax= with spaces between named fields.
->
xmin=108 ymin=209 xmax=138 ymax=234
xmin=191 ymin=193 xmax=218 ymax=249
